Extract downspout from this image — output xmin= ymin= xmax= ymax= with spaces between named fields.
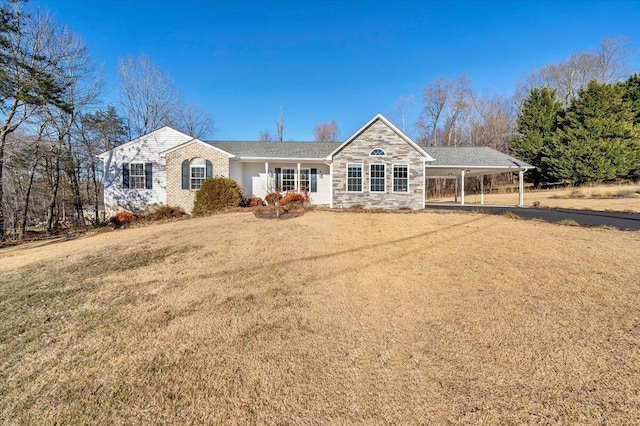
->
xmin=422 ymin=157 xmax=426 ymax=209
xmin=329 ymin=162 xmax=334 ymax=208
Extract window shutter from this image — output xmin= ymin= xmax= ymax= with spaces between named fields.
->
xmin=122 ymin=163 xmax=129 ymax=189
xmin=145 ymin=163 xmax=153 ymax=189
xmin=206 ymin=160 xmax=213 ymax=179
xmin=181 ymin=159 xmax=189 ymax=189
xmin=310 ymin=168 xmax=317 ymax=193
xmin=274 ymin=168 xmax=281 ymax=192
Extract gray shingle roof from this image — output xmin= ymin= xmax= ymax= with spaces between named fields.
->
xmin=206 ymin=141 xmax=340 ymax=159
xmin=425 ymin=146 xmax=534 ymax=169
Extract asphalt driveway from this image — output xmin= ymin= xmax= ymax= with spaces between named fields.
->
xmin=426 ymin=204 xmax=640 ymax=230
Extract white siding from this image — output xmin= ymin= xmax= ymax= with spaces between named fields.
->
xmin=311 ymin=165 xmax=331 ymax=205
xmin=101 ymin=127 xmax=193 ymax=213
xmin=229 ymin=160 xmax=244 ymax=193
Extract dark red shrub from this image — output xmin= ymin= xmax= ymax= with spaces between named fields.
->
xmin=249 ymin=197 xmax=263 ymax=207
xmin=109 ymin=211 xmax=140 ymax=229
xmin=281 ymin=192 xmax=305 ymax=205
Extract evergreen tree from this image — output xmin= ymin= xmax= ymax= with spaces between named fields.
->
xmin=509 ymin=87 xmax=563 ymax=186
xmin=545 ymin=81 xmax=640 ymax=184
xmin=622 ymin=73 xmax=640 ymax=125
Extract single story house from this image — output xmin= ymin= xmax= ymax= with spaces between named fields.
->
xmin=98 ymin=113 xmax=533 ymax=214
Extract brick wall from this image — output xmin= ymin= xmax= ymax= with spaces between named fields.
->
xmin=332 ymin=118 xmax=425 ymax=209
xmin=165 ymin=143 xmax=230 ymax=213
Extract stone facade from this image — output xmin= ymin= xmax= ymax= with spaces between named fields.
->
xmin=165 ymin=142 xmax=230 ymax=213
xmin=332 ymin=118 xmax=425 ymax=209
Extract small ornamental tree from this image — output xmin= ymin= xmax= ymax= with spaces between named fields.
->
xmin=192 ymin=177 xmax=245 ymax=215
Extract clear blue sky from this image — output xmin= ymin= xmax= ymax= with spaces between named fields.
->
xmin=31 ymin=0 xmax=640 ymax=140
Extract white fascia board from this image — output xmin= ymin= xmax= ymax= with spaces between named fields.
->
xmin=327 ymin=113 xmax=434 ymax=161
xmin=426 ymin=165 xmax=535 ymax=170
xmin=97 ymin=126 xmax=190 ymax=158
xmin=160 ymin=138 xmax=235 ymax=158
xmin=237 ymin=157 xmax=326 ymax=162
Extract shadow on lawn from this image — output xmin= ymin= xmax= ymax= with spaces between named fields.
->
xmin=218 ymin=214 xmax=489 ymax=281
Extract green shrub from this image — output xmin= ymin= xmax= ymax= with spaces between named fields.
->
xmin=146 ymin=206 xmax=186 ymax=221
xmin=192 ymin=177 xmax=246 ymax=215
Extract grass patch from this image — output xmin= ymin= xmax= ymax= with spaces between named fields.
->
xmin=503 ymin=211 xmax=522 ymax=220
xmin=2 ymin=211 xmax=640 ymax=424
xmin=558 ymin=219 xmax=580 ymax=226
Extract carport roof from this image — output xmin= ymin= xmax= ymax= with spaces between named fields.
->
xmin=426 ymin=146 xmax=534 ymax=169
xmin=424 ymin=146 xmax=534 ymax=178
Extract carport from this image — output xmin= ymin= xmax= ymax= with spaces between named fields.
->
xmin=424 ymin=147 xmax=535 ymax=207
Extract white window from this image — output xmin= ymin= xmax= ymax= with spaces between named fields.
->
xmin=393 ymin=165 xmax=409 ymax=193
xmin=370 ymin=164 xmax=385 ymax=192
xmin=129 ymin=163 xmax=145 ymax=189
xmin=299 ymin=169 xmax=310 ymax=191
xmin=347 ymin=164 xmax=363 ymax=192
xmin=370 ymin=148 xmax=386 ymax=156
xmin=281 ymin=169 xmax=295 ymax=191
xmin=190 ymin=158 xmax=206 ymax=190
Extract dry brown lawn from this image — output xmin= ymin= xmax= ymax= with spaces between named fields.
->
xmin=2 ymin=211 xmax=640 ymax=424
xmin=430 ymin=182 xmax=640 ymax=212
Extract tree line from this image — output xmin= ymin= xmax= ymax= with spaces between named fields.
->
xmin=0 ymin=0 xmax=214 ymax=241
xmin=389 ymin=36 xmax=637 ymax=192
xmin=510 ymin=76 xmax=640 ymax=187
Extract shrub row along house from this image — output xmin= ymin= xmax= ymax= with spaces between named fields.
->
xmin=98 ymin=113 xmax=533 ymax=214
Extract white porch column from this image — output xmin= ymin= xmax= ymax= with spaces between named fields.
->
xmin=460 ymin=169 xmax=466 ymax=205
xmin=480 ymin=175 xmax=484 ymax=205
xmin=518 ymin=170 xmax=524 ymax=207
xmin=265 ymin=161 xmax=269 ymax=190
xmin=296 ymin=162 xmax=301 ymax=191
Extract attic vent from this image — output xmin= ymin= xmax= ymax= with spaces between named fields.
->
xmin=370 ymin=148 xmax=386 ymax=156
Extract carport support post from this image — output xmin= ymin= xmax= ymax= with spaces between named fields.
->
xmin=460 ymin=169 xmax=466 ymax=205
xmin=518 ymin=170 xmax=524 ymax=207
xmin=454 ymin=178 xmax=458 ymax=203
xmin=480 ymin=175 xmax=484 ymax=205
xmin=265 ymin=161 xmax=269 ymax=188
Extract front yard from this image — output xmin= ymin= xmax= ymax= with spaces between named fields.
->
xmin=1 ymin=210 xmax=639 ymax=423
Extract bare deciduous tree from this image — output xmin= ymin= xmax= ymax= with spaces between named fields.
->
xmin=416 ymin=77 xmax=450 ymax=146
xmin=443 ymin=74 xmax=472 ymax=147
xmin=469 ymin=92 xmax=517 ymax=152
xmin=415 ymin=74 xmax=472 ymax=146
xmin=258 ymin=129 xmax=273 ymax=141
xmin=275 ymin=107 xmax=284 ymax=142
xmin=525 ymin=36 xmax=633 ymax=106
xmin=171 ymin=102 xmax=215 ymax=139
xmin=117 ymin=54 xmax=216 ymax=139
xmin=117 ymin=54 xmax=180 ymax=138
xmin=41 ymin=22 xmax=100 ymax=231
xmin=314 ymin=120 xmax=339 ymax=141
xmin=391 ymin=95 xmax=415 ymax=133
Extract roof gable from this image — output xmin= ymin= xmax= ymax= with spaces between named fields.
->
xmin=327 ymin=113 xmax=434 ymax=161
xmin=97 ymin=126 xmax=194 ymax=158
